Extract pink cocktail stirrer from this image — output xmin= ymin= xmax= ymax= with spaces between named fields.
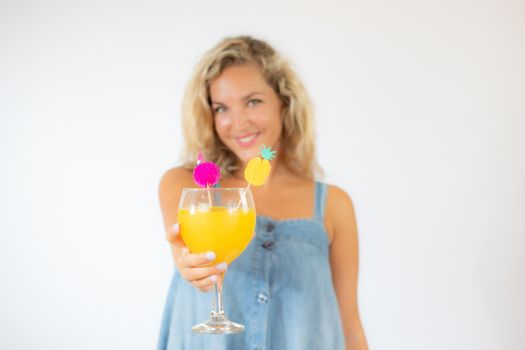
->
xmin=193 ymin=152 xmax=221 ymax=206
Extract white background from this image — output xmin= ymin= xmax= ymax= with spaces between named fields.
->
xmin=1 ymin=0 xmax=524 ymax=349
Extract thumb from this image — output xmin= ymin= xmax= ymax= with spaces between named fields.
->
xmin=166 ymin=222 xmax=185 ymax=247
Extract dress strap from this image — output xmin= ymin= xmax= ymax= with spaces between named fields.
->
xmin=313 ymin=181 xmax=328 ymax=222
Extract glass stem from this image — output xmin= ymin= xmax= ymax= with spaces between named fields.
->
xmin=211 ymin=280 xmax=224 ymax=318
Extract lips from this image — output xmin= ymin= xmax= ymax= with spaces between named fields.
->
xmin=235 ymin=132 xmax=259 ymax=147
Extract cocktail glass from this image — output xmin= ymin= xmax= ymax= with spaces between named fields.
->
xmin=178 ymin=187 xmax=256 ymax=334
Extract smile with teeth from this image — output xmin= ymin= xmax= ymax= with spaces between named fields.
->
xmin=235 ymin=132 xmax=259 ymax=146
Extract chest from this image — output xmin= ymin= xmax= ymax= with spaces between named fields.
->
xmin=220 ymin=178 xmax=316 ymax=221
xmin=251 ymin=188 xmax=315 ymax=220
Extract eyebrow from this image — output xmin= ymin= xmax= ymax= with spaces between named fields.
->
xmin=211 ymin=92 xmax=264 ymax=105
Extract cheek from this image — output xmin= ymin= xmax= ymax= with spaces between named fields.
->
xmin=273 ymin=121 xmax=283 ymax=140
xmin=261 ymin=107 xmax=283 ymax=134
xmin=256 ymin=104 xmax=281 ymax=125
xmin=214 ymin=115 xmax=231 ymax=134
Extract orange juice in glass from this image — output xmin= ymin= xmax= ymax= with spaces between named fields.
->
xmin=179 ymin=206 xmax=255 ymax=265
xmin=178 ymin=187 xmax=256 ymax=334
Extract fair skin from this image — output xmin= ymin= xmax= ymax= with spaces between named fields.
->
xmin=159 ymin=64 xmax=368 ymax=349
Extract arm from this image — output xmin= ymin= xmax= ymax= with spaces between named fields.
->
xmin=326 ymin=185 xmax=368 ymax=350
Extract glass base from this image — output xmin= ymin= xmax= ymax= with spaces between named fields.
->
xmin=192 ymin=313 xmax=245 ymax=334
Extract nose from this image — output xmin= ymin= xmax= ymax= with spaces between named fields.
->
xmin=230 ymin=108 xmax=250 ymax=131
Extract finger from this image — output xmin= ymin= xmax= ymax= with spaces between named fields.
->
xmin=191 ymin=274 xmax=218 ymax=293
xmin=181 ymin=250 xmax=218 ymax=268
xmin=165 ymin=223 xmax=180 ymax=242
xmin=166 ymin=223 xmax=185 ymax=247
xmin=181 ymin=262 xmax=228 ymax=282
xmin=171 ymin=246 xmax=188 ymax=266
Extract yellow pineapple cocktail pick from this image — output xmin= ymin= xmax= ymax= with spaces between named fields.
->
xmin=235 ymin=145 xmax=276 ymax=209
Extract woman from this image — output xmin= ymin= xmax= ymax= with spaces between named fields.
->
xmin=158 ymin=36 xmax=368 ymax=350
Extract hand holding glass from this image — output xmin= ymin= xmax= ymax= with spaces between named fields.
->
xmin=178 ymin=188 xmax=256 ymax=334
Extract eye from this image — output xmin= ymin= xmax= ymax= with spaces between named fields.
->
xmin=247 ymin=99 xmax=262 ymax=107
xmin=213 ymin=105 xmax=226 ymax=113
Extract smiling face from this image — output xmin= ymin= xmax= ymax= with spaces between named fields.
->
xmin=209 ymin=63 xmax=283 ymax=166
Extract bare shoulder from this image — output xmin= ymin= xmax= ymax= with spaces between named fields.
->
xmin=159 ymin=167 xmax=194 ymax=193
xmin=325 ymin=183 xmax=357 ymax=243
xmin=159 ymin=167 xmax=193 ymax=206
xmin=159 ymin=166 xmax=195 ymax=196
xmin=327 ymin=184 xmax=354 ymax=210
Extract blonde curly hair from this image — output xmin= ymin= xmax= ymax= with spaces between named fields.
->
xmin=181 ymin=35 xmax=321 ymax=179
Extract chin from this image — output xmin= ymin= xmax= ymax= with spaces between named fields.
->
xmin=234 ymin=147 xmax=260 ymax=164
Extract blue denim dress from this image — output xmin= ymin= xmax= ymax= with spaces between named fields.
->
xmin=157 ymin=182 xmax=345 ymax=350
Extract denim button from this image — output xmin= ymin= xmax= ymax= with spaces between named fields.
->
xmin=266 ymin=222 xmax=275 ymax=232
xmin=262 ymin=240 xmax=274 ymax=250
xmin=257 ymin=292 xmax=268 ymax=304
